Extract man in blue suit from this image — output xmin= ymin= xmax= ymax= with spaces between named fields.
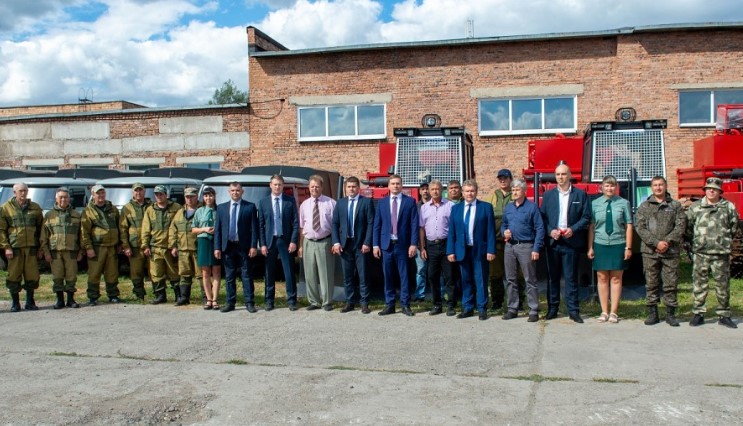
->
xmin=332 ymin=176 xmax=375 ymax=314
xmin=214 ymin=182 xmax=259 ymax=313
xmin=539 ymin=163 xmax=591 ymax=323
xmin=373 ymin=174 xmax=419 ymax=316
xmin=446 ymin=179 xmax=496 ymax=320
xmin=258 ymin=175 xmax=299 ymax=311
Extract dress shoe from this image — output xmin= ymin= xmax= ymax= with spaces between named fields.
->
xmin=502 ymin=311 xmax=518 ymax=320
xmin=430 ymin=305 xmax=443 ymax=315
xmin=401 ymin=306 xmax=415 ymax=316
xmin=718 ymin=316 xmax=738 ymax=329
xmin=478 ymin=311 xmax=488 ymax=321
xmin=323 ymin=304 xmax=334 ymax=312
xmin=446 ymin=306 xmax=456 ymax=317
xmin=378 ymin=305 xmax=395 ymax=316
xmin=265 ymin=303 xmax=274 ymax=312
xmin=456 ymin=310 xmax=474 ymax=319
xmin=306 ymin=305 xmax=320 ymax=311
xmin=246 ymin=303 xmax=257 ymax=313
xmin=527 ymin=314 xmax=539 ymax=322
xmin=340 ymin=304 xmax=354 ymax=313
xmin=361 ymin=304 xmax=371 ymax=314
xmin=569 ymin=313 xmax=584 ymax=324
xmin=88 ymin=299 xmax=98 ymax=307
xmin=689 ymin=313 xmax=704 ymax=326
xmin=220 ymin=304 xmax=235 ymax=313
xmin=545 ymin=310 xmax=558 ymax=320
xmin=288 ymin=304 xmax=298 ymax=311
xmin=109 ymin=297 xmax=121 ymax=304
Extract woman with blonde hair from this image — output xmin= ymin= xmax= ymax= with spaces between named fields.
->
xmin=588 ymin=175 xmax=633 ymax=323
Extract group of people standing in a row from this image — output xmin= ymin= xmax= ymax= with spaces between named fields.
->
xmin=0 ymin=166 xmax=738 ymax=328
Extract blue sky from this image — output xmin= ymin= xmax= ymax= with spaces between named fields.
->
xmin=1 ymin=0 xmax=742 ymax=107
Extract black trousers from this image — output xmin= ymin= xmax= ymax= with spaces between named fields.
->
xmin=425 ymin=241 xmax=453 ymax=307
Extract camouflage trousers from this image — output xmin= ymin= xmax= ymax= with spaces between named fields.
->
xmin=692 ymin=253 xmax=731 ymax=317
xmin=642 ymin=254 xmax=679 ymax=308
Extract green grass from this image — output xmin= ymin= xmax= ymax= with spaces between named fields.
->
xmin=705 ymin=383 xmax=743 ymax=388
xmin=501 ymin=374 xmax=574 ymax=383
xmin=592 ymin=377 xmax=640 ymax=384
xmin=1 ymin=258 xmax=741 ymax=319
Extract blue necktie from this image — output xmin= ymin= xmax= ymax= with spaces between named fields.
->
xmin=348 ymin=198 xmax=355 ymax=238
xmin=229 ymin=202 xmax=237 ymax=241
xmin=464 ymin=203 xmax=472 ymax=245
xmin=273 ymin=197 xmax=281 ymax=236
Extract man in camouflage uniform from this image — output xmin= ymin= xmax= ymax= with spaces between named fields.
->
xmin=0 ymin=182 xmax=43 ymax=312
xmin=82 ymin=184 xmax=121 ymax=305
xmin=40 ymin=187 xmax=83 ymax=309
xmin=168 ymin=187 xmax=200 ymax=306
xmin=119 ymin=182 xmax=152 ymax=300
xmin=141 ymin=184 xmax=181 ymax=305
xmin=686 ymin=177 xmax=739 ymax=329
xmin=487 ymin=168 xmax=525 ymax=311
xmin=634 ymin=176 xmax=686 ymax=326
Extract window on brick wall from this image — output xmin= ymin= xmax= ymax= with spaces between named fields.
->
xmin=298 ymin=104 xmax=386 ymax=141
xmin=478 ymin=97 xmax=576 ymax=136
xmin=679 ymin=89 xmax=743 ymax=126
xmin=185 ymin=163 xmax=221 ymax=170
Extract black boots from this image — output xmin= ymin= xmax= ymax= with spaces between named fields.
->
xmin=53 ymin=291 xmax=65 ymax=310
xmin=171 ymin=282 xmax=181 ymax=306
xmin=24 ymin=289 xmax=38 ymax=311
xmin=644 ymin=306 xmax=659 ymax=325
xmin=10 ymin=292 xmax=21 ymax=312
xmin=665 ymin=307 xmax=680 ymax=327
xmin=66 ymin=291 xmax=80 ymax=308
xmin=151 ymin=290 xmax=167 ymax=305
xmin=175 ymin=284 xmax=192 ymax=306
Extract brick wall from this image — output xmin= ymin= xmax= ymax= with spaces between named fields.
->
xmin=247 ymin=27 xmax=743 ymax=197
xmin=0 ymin=101 xmax=145 ymax=118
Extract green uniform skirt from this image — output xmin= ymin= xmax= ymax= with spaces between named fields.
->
xmin=592 ymin=243 xmax=627 ymax=271
xmin=197 ymin=238 xmax=220 ymax=267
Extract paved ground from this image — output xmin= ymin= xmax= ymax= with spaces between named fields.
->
xmin=0 ymin=300 xmax=741 ymax=425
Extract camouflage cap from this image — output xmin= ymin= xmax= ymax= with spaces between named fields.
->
xmin=91 ymin=184 xmax=105 ymax=193
xmin=184 ymin=187 xmax=198 ymax=196
xmin=132 ymin=182 xmax=145 ymax=190
xmin=154 ymin=184 xmax=167 ymax=194
xmin=703 ymin=177 xmax=723 ymax=192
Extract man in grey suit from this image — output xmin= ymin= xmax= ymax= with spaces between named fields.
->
xmin=332 ymin=176 xmax=375 ymax=314
xmin=258 ymin=175 xmax=300 ymax=311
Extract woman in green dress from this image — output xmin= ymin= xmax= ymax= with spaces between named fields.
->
xmin=192 ymin=186 xmax=221 ymax=309
xmin=587 ymin=176 xmax=633 ymax=323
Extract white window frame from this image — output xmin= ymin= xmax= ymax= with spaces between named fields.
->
xmin=678 ymin=89 xmax=743 ymax=127
xmin=478 ymin=96 xmax=577 ymax=136
xmin=297 ymin=104 xmax=387 ymax=142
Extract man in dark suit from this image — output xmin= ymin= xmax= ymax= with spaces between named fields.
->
xmin=539 ymin=163 xmax=591 ymax=323
xmin=373 ymin=174 xmax=419 ymax=316
xmin=258 ymin=175 xmax=299 ymax=311
xmin=214 ymin=182 xmax=259 ymax=313
xmin=332 ymin=176 xmax=375 ymax=314
xmin=446 ymin=179 xmax=496 ymax=320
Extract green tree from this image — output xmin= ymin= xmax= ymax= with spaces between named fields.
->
xmin=208 ymin=79 xmax=248 ymax=105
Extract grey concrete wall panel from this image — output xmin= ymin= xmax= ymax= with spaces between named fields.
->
xmin=8 ymin=140 xmax=63 ymax=157
xmin=65 ymin=139 xmax=122 ymax=155
xmin=184 ymin=132 xmax=249 ymax=150
xmin=52 ymin=122 xmax=110 ymax=140
xmin=0 ymin=123 xmax=51 ymax=141
xmin=159 ymin=116 xmax=223 ymax=134
xmin=123 ymin=135 xmax=185 ymax=152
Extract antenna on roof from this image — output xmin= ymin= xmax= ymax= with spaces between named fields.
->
xmin=78 ymin=88 xmax=93 ymax=104
xmin=465 ymin=18 xmax=474 ymax=39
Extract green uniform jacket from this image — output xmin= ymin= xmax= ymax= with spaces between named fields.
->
xmin=168 ymin=207 xmax=198 ymax=251
xmin=0 ymin=197 xmax=43 ymax=249
xmin=686 ymin=197 xmax=740 ymax=255
xmin=634 ymin=194 xmax=686 ymax=257
xmin=487 ymin=189 xmax=512 ymax=240
xmin=119 ymin=198 xmax=152 ymax=251
xmin=141 ymin=201 xmax=182 ymax=250
xmin=40 ymin=204 xmax=82 ymax=256
xmin=81 ymin=201 xmax=120 ymax=249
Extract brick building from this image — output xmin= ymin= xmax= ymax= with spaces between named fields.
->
xmin=246 ymin=23 xmax=743 ymax=196
xmin=0 ymin=102 xmax=249 ymax=170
